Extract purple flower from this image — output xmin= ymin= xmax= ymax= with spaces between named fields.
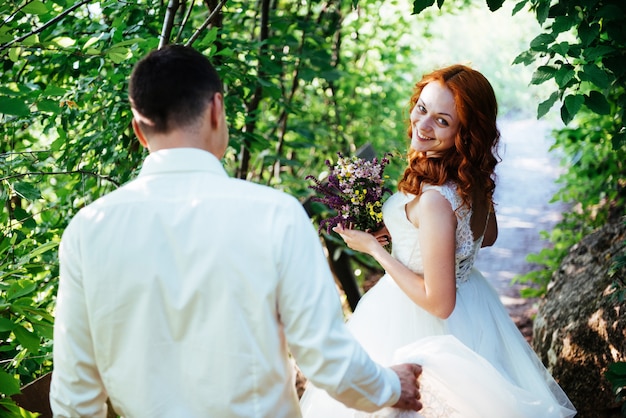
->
xmin=307 ymin=152 xmax=391 ymax=234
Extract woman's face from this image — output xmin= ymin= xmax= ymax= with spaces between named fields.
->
xmin=409 ymin=80 xmax=460 ymax=156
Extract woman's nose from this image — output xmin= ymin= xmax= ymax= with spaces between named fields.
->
xmin=415 ymin=115 xmax=434 ymax=133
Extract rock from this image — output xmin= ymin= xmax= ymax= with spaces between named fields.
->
xmin=533 ymin=218 xmax=626 ymax=417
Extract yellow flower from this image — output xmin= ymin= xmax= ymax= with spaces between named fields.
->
xmin=366 ymin=201 xmax=383 ymax=222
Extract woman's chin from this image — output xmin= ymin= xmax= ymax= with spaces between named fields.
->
xmin=410 ymin=141 xmax=433 ymax=153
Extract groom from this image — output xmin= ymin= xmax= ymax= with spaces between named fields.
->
xmin=49 ymin=45 xmax=422 ymax=417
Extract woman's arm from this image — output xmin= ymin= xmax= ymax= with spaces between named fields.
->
xmin=333 ymin=190 xmax=458 ymax=319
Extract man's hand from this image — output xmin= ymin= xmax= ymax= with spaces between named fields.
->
xmin=390 ymin=363 xmax=422 ymax=411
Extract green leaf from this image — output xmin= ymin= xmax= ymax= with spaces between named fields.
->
xmin=107 ymin=46 xmax=131 ymax=64
xmin=214 ymin=47 xmax=234 ymax=57
xmin=13 ymin=182 xmax=42 ymax=201
xmin=320 ymin=69 xmax=341 ymax=82
xmin=22 ymin=0 xmax=49 ymax=15
xmin=512 ymin=0 xmax=527 ymax=15
xmin=22 ymin=34 xmax=39 ymax=46
xmin=564 ymin=94 xmax=584 ymax=118
xmin=7 ymin=280 xmax=36 ymax=301
xmin=529 ymin=34 xmax=555 ymax=52
xmin=585 ymin=91 xmax=611 ymax=115
xmin=584 ymin=45 xmax=616 ymax=62
xmin=536 ymin=0 xmax=550 ymax=24
xmin=201 ymin=27 xmax=218 ymax=46
xmin=9 ymin=47 xmax=20 ymax=62
xmin=13 ymin=325 xmax=40 ymax=353
xmin=580 ymin=64 xmax=611 ymax=90
xmin=36 ymin=99 xmax=61 ymax=114
xmin=51 ymin=36 xmax=76 ymax=48
xmin=550 ymin=41 xmax=570 ymax=57
xmin=596 ymin=4 xmax=624 ymax=20
xmin=611 ymin=131 xmax=626 ymax=150
xmin=412 ymin=0 xmax=435 ymax=14
xmin=607 ymin=362 xmax=626 ymax=375
xmin=520 ymin=287 xmax=544 ymax=298
xmin=537 ymin=91 xmax=559 ymax=119
xmin=31 ymin=320 xmax=54 ymax=340
xmin=0 ymin=96 xmax=30 ymax=116
xmin=578 ymin=22 xmax=600 ymax=47
xmin=554 ymin=66 xmax=575 ymax=88
xmin=83 ymin=36 xmax=101 ymax=50
xmin=0 ymin=369 xmax=21 ymax=396
xmin=43 ymin=85 xmax=67 ymax=96
xmin=26 ymin=240 xmax=58 ymax=260
xmin=85 ymin=47 xmax=101 ymax=55
xmin=0 ymin=317 xmax=16 ymax=332
xmin=531 ymin=66 xmax=557 ymax=85
xmin=551 ymin=16 xmax=575 ymax=34
xmin=560 ymin=103 xmax=573 ymax=125
xmin=12 ymin=206 xmax=36 ymax=229
xmin=486 ymin=0 xmax=504 ymax=11
xmin=512 ymin=50 xmax=536 ymax=65
xmin=110 ymin=38 xmax=145 ymax=48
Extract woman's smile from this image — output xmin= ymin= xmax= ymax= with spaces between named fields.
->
xmin=409 ymin=80 xmax=460 ymax=154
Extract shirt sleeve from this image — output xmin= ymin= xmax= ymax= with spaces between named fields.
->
xmin=49 ymin=215 xmax=109 ymax=418
xmin=275 ymin=199 xmax=401 ymax=412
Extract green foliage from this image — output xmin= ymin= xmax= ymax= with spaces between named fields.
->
xmin=605 ymin=361 xmax=626 ymax=417
xmin=412 ymin=0 xmax=626 ymax=296
xmin=511 ymin=0 xmax=626 ymax=129
xmin=4 ymin=0 xmax=620 ymax=413
xmin=0 ymin=0 xmax=433 ymax=413
xmin=1 ymin=1 xmax=154 ymax=412
xmin=516 ymin=109 xmax=625 ymax=295
xmin=509 ymin=0 xmax=626 ymax=295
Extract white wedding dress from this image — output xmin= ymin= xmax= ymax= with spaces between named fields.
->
xmin=300 ymin=183 xmax=576 ymax=418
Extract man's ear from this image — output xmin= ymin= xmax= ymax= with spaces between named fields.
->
xmin=209 ymin=92 xmax=225 ymax=128
xmin=131 ymin=118 xmax=149 ymax=150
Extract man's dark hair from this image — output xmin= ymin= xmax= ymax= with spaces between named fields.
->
xmin=129 ymin=44 xmax=223 ymax=133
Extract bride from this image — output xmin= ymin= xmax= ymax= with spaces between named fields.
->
xmin=300 ymin=64 xmax=576 ymax=418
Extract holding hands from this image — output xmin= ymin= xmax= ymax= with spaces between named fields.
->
xmin=390 ymin=363 xmax=423 ymax=411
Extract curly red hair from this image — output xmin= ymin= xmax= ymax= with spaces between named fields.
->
xmin=398 ymin=64 xmax=500 ymax=210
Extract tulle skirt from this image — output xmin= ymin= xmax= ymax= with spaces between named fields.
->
xmin=299 ymin=269 xmax=576 ymax=418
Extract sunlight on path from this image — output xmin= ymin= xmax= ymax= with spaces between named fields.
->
xmin=474 ymin=118 xmax=567 ymax=310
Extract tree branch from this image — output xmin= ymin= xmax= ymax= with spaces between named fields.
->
xmin=184 ymin=0 xmax=228 ymax=47
xmin=1 ymin=170 xmax=121 ymax=188
xmin=269 ymin=1 xmax=313 ymax=182
xmin=159 ymin=0 xmax=180 ymax=49
xmin=0 ymin=0 xmax=33 ymax=31
xmin=0 ymin=0 xmax=92 ymax=53
xmin=175 ymin=0 xmax=196 ymax=44
xmin=236 ymin=0 xmax=269 ymax=180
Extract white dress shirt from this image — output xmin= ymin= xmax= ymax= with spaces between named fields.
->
xmin=50 ymin=148 xmax=400 ymax=417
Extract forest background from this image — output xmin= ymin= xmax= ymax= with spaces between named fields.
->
xmin=1 ymin=0 xmax=625 ymax=415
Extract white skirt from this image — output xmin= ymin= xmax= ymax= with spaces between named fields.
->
xmin=299 ymin=270 xmax=576 ymax=418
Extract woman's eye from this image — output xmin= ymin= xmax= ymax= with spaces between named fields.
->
xmin=437 ymin=118 xmax=449 ymax=126
xmin=418 ymin=105 xmax=426 ymax=113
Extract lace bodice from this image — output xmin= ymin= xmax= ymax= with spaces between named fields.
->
xmin=382 ymin=182 xmax=483 ymax=284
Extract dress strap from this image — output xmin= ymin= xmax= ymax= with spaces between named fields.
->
xmin=422 ymin=183 xmax=465 ymax=213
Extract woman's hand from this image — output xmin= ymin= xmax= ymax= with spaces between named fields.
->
xmin=332 ymin=224 xmax=383 ymax=255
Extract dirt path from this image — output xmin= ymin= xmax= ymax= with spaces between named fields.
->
xmin=474 ymin=118 xmax=567 ymax=341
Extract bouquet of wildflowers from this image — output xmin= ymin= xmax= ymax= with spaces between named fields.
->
xmin=307 ymin=153 xmax=391 ymax=234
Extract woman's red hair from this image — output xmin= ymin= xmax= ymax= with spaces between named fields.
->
xmin=397 ymin=64 xmax=500 ymax=210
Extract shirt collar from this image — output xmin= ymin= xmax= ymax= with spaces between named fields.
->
xmin=138 ymin=148 xmax=228 ymax=178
